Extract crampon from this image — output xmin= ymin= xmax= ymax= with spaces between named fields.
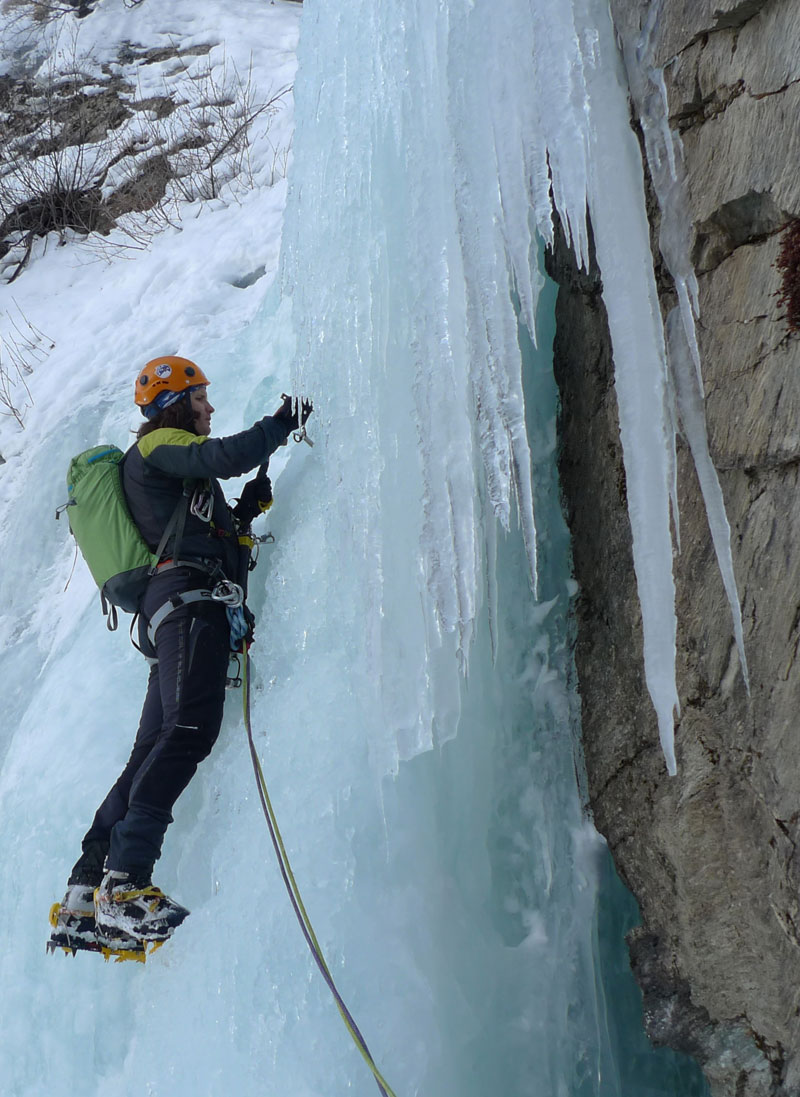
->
xmin=46 ymin=898 xmax=163 ymax=964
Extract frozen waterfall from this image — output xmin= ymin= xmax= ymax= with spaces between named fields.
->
xmin=0 ymin=0 xmax=714 ymax=1094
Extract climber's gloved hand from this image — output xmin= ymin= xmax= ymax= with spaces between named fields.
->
xmin=274 ymin=393 xmax=313 ymax=432
xmin=233 ymin=474 xmax=273 ymax=526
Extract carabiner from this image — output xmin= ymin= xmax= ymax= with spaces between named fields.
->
xmin=211 ymin=579 xmax=244 ymax=607
xmin=293 ymin=425 xmax=314 ymax=447
xmin=190 ymin=486 xmax=214 ymax=522
xmin=226 ymin=652 xmax=242 ymax=689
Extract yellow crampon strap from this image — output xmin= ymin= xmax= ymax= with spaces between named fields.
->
xmin=241 ymin=651 xmax=398 ymax=1097
xmin=107 ymin=884 xmax=166 ymax=904
xmin=99 ymin=940 xmax=162 ymax=964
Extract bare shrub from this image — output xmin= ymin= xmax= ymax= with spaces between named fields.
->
xmin=125 ymin=56 xmax=289 ymax=212
xmin=0 ymin=43 xmax=290 ymax=281
xmin=0 ymin=54 xmax=126 ymax=279
xmin=0 ymin=303 xmax=54 ymax=428
xmin=0 ymin=0 xmax=97 ymax=27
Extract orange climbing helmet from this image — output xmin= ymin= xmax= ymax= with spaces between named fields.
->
xmin=135 ymin=355 xmax=210 ymax=418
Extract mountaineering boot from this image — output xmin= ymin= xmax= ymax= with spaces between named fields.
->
xmin=48 ymin=882 xmax=148 ymax=961
xmin=94 ymin=869 xmax=190 ymax=943
xmin=47 ymin=884 xmax=101 ymax=955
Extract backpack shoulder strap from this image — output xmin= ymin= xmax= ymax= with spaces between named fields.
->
xmin=148 ymin=484 xmax=192 ymax=574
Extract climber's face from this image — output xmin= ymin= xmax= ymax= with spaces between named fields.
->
xmin=190 ymin=387 xmax=215 ymax=436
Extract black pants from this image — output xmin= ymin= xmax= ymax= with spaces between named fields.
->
xmin=70 ymin=570 xmax=230 ymax=885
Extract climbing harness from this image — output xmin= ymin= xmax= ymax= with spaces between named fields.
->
xmin=144 ymin=579 xmax=244 ymax=648
xmin=145 ymin=589 xmax=213 ymax=647
xmin=241 ymin=650 xmax=397 ymax=1097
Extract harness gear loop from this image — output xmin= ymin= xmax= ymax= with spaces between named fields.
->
xmin=241 ymin=650 xmax=397 ymax=1097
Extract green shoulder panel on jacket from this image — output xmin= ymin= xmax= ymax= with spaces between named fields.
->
xmin=137 ymin=428 xmax=208 ymax=460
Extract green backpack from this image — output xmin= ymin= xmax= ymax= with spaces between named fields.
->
xmin=58 ymin=444 xmax=183 ymax=626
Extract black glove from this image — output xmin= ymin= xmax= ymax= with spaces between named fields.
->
xmin=232 ymin=474 xmax=273 ymax=526
xmin=274 ymin=393 xmax=313 ymax=432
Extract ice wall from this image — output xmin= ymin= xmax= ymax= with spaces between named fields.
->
xmin=281 ymin=0 xmax=735 ymax=779
xmin=267 ymin=0 xmax=708 ymax=1090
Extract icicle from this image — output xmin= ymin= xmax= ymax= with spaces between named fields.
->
xmin=528 ymin=1 xmax=592 ymax=268
xmin=620 ymin=0 xmax=749 ymax=693
xmin=666 ymin=309 xmax=750 ymax=690
xmin=576 ymin=0 xmax=680 ymax=774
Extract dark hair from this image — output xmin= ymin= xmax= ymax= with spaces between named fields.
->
xmin=136 ymin=394 xmax=197 ymax=439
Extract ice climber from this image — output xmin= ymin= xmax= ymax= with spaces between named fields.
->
xmin=49 ymin=356 xmax=312 ymax=957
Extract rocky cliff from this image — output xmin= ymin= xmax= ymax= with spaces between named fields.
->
xmin=547 ymin=2 xmax=800 ymax=1094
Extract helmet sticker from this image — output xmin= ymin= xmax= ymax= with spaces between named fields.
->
xmin=154 ymin=363 xmax=173 ymax=378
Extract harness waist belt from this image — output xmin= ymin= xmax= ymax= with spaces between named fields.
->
xmin=156 ymin=558 xmax=218 ymax=574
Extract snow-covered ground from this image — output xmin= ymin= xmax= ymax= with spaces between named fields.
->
xmin=0 ymin=1 xmax=712 ymax=1095
xmin=0 ymin=0 xmax=299 ymax=450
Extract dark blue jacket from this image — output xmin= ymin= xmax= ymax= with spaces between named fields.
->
xmin=122 ymin=415 xmax=290 ymax=580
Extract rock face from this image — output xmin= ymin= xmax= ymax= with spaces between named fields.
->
xmin=547 ymin=2 xmax=800 ymax=1094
